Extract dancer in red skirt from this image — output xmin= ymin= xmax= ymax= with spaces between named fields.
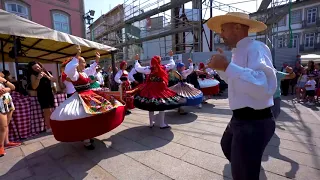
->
xmin=50 ymin=46 xmax=126 ymax=150
xmin=114 ymin=61 xmax=135 ymax=115
xmin=129 ymin=51 xmax=186 ymax=128
xmin=197 ymin=62 xmax=220 ymax=102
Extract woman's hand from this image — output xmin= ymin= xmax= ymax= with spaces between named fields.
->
xmin=37 ymin=72 xmax=44 ymax=80
xmin=0 ymin=87 xmax=10 ymax=95
xmin=95 ymin=52 xmax=100 ymax=63
xmin=188 ymin=58 xmax=192 ymax=63
xmin=76 ymin=45 xmax=81 ymax=53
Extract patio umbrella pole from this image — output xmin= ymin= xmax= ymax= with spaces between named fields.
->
xmin=111 ymin=52 xmax=117 ymax=91
xmin=13 ymin=36 xmax=20 ymax=88
xmin=1 ymin=40 xmax=4 ymax=70
xmin=12 ymin=35 xmax=22 ymax=139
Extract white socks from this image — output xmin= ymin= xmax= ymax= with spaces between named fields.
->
xmin=149 ymin=111 xmax=167 ymax=128
xmin=149 ymin=111 xmax=155 ymax=127
xmin=158 ymin=111 xmax=167 ymax=128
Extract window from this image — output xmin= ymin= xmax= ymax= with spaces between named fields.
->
xmin=307 ymin=8 xmax=317 ymax=24
xmin=290 ymin=34 xmax=299 ymax=48
xmin=291 ymin=10 xmax=301 ymax=24
xmin=278 ymin=16 xmax=286 ymax=26
xmin=52 ymin=12 xmax=70 ymax=34
xmin=278 ymin=37 xmax=285 ymax=48
xmin=5 ymin=2 xmax=29 ymax=19
xmin=304 ymin=33 xmax=315 ymax=48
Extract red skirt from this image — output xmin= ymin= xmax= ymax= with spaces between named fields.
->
xmin=122 ymin=81 xmax=135 ymax=109
xmin=133 ymin=81 xmax=186 ymax=111
xmin=316 ymin=88 xmax=320 ymax=96
xmin=50 ymin=91 xmax=126 ymax=142
xmin=201 ymin=85 xmax=220 ymax=96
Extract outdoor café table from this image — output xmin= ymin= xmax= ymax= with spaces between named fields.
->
xmin=8 ymin=92 xmax=67 ymax=142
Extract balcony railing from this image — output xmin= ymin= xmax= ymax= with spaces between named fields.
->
xmin=299 ymin=42 xmax=320 ymax=52
xmin=302 ymin=17 xmax=320 ymax=28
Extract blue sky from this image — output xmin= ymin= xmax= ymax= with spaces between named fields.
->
xmin=84 ymin=0 xmax=123 ymax=20
xmin=84 ymin=0 xmax=263 ymax=23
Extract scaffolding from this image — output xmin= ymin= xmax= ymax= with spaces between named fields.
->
xmin=94 ymin=0 xmax=257 ymax=61
xmin=252 ymin=0 xmax=317 ymax=66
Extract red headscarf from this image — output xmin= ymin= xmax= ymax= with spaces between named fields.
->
xmin=120 ymin=61 xmax=127 ymax=70
xmin=199 ymin=62 xmax=205 ymax=70
xmin=150 ymin=56 xmax=168 ymax=85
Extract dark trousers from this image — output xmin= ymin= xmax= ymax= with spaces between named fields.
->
xmin=221 ymin=108 xmax=275 ymax=180
xmin=281 ymin=79 xmax=290 ymax=96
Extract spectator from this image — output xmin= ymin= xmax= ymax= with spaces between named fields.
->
xmin=306 ymin=60 xmax=315 ymax=76
xmin=296 ymin=68 xmax=308 ymax=101
xmin=272 ymin=66 xmax=295 ymax=119
xmin=0 ymin=75 xmax=20 ymax=156
xmin=305 ymin=74 xmax=316 ymax=105
xmin=291 ymin=60 xmax=304 ymax=95
xmin=95 ymin=66 xmax=104 ymax=87
xmin=280 ymin=62 xmax=290 ymax=96
xmin=27 ymin=61 xmax=56 ymax=132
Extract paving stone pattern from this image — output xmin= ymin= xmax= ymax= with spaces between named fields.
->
xmin=1 ymin=96 xmax=320 ymax=180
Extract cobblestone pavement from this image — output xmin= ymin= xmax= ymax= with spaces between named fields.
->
xmin=1 ymin=96 xmax=320 ymax=180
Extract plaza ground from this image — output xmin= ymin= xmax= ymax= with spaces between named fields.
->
xmin=1 ymin=95 xmax=320 ymax=180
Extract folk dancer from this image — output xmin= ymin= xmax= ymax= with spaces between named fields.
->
xmin=128 ymin=51 xmax=186 ymax=129
xmin=207 ymin=12 xmax=277 ymax=180
xmin=129 ymin=55 xmax=145 ymax=89
xmin=169 ymin=59 xmax=203 ymax=115
xmin=114 ymin=61 xmax=135 ymax=115
xmin=59 ymin=58 xmax=76 ymax=98
xmin=197 ymin=62 xmax=220 ymax=102
xmin=50 ymin=46 xmax=126 ymax=150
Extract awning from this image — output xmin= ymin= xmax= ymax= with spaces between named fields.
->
xmin=301 ymin=54 xmax=320 ymax=61
xmin=0 ymin=9 xmax=117 ymax=63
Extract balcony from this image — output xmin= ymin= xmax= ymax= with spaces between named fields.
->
xmin=302 ymin=17 xmax=320 ymax=29
xmin=299 ymin=42 xmax=320 ymax=52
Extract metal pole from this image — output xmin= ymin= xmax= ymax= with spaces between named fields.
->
xmin=13 ymin=36 xmax=20 ymax=90
xmin=198 ymin=0 xmax=203 ymax=52
xmin=1 ymin=40 xmax=5 ymax=70
xmin=209 ymin=0 xmax=213 ymax=51
xmin=111 ymin=52 xmax=117 ymax=91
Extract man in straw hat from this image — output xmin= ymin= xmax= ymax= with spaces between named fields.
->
xmin=206 ymin=12 xmax=277 ymax=180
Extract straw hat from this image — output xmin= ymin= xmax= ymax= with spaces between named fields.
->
xmin=206 ymin=12 xmax=267 ymax=33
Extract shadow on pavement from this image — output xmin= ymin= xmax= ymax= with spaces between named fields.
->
xmin=1 ymin=126 xmax=173 ymax=179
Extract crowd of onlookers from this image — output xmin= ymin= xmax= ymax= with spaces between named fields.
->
xmin=280 ymin=58 xmax=320 ymax=106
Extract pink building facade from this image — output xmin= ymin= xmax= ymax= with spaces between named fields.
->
xmin=0 ymin=0 xmax=86 ymax=37
xmin=0 ymin=0 xmax=86 ymax=89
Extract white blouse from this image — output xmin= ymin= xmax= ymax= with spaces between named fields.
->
xmin=179 ymin=63 xmax=194 ymax=79
xmin=64 ymin=57 xmax=98 ymax=82
xmin=114 ymin=70 xmax=130 ymax=84
xmin=134 ymin=57 xmax=175 ymax=75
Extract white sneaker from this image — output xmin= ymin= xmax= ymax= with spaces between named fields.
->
xmin=46 ymin=128 xmax=52 ymax=133
xmin=198 ymin=104 xmax=202 ymax=109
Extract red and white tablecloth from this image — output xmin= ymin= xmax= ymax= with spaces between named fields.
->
xmin=9 ymin=92 xmax=66 ymax=142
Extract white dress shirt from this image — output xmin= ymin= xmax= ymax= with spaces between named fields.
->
xmin=218 ymin=37 xmax=277 ymax=110
xmin=134 ymin=57 xmax=175 ymax=74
